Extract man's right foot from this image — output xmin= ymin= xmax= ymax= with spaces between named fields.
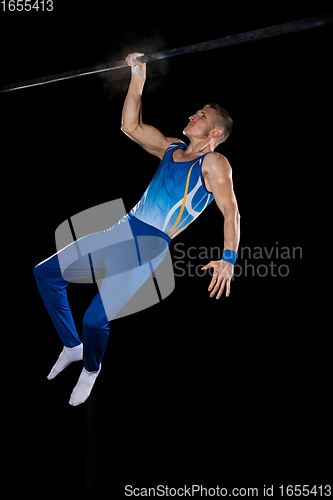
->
xmin=47 ymin=344 xmax=83 ymax=380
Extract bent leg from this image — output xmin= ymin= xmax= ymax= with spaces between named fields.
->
xmin=34 ymin=230 xmax=108 ymax=347
xmin=34 ymin=254 xmax=82 ymax=348
xmin=82 ymin=291 xmax=110 ymax=372
xmin=82 ymin=248 xmax=168 ymax=372
xmin=69 ymin=293 xmax=107 ymax=405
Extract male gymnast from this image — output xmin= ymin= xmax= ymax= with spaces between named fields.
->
xmin=34 ymin=52 xmax=240 ymax=405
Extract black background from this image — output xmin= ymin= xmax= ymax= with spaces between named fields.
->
xmin=1 ymin=2 xmax=331 ymax=495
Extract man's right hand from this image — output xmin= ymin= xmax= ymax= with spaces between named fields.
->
xmin=122 ymin=52 xmax=179 ymax=159
xmin=126 ymin=53 xmax=146 ymax=81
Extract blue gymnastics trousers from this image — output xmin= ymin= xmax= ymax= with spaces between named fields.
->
xmin=34 ymin=213 xmax=171 ymax=372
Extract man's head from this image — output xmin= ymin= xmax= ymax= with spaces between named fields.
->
xmin=183 ymin=103 xmax=233 ymax=148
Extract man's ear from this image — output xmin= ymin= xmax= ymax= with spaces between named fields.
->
xmin=210 ymin=128 xmax=223 ymax=139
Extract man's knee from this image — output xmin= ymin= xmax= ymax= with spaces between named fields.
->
xmin=83 ymin=307 xmax=109 ymax=336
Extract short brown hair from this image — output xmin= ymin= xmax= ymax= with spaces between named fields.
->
xmin=204 ymin=103 xmax=233 ymax=144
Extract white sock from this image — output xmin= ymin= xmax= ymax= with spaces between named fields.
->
xmin=47 ymin=344 xmax=83 ymax=380
xmin=69 ymin=365 xmax=101 ymax=406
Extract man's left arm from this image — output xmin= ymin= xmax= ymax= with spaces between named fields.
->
xmin=201 ymin=153 xmax=240 ymax=298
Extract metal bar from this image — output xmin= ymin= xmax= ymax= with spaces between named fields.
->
xmin=1 ymin=13 xmax=332 ymax=93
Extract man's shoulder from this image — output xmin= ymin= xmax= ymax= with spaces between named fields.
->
xmin=162 ymin=138 xmax=186 ymax=156
xmin=203 ymin=152 xmax=232 ymax=178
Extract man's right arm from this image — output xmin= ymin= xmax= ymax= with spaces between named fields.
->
xmin=121 ymin=53 xmax=179 ymax=159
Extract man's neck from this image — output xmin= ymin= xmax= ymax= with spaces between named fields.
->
xmin=185 ymin=137 xmax=215 ymax=156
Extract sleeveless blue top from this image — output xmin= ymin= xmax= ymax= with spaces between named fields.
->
xmin=130 ymin=142 xmax=215 ymax=239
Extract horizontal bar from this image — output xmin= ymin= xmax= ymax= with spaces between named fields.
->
xmin=1 ymin=13 xmax=332 ymax=93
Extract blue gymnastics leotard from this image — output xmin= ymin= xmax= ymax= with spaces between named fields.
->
xmin=130 ymin=142 xmax=215 ymax=239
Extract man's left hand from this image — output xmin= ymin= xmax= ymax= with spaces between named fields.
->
xmin=201 ymin=260 xmax=234 ymax=299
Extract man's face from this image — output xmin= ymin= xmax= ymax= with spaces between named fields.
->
xmin=183 ymin=106 xmax=218 ymax=140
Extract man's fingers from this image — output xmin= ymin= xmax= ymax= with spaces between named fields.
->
xmin=126 ymin=53 xmax=145 ymax=67
xmin=214 ymin=277 xmax=225 ymax=299
xmin=226 ymin=279 xmax=231 ymax=297
xmin=208 ymin=274 xmax=217 ymax=291
xmin=202 ymin=262 xmax=216 ymax=291
xmin=216 ymin=278 xmax=231 ymax=299
xmin=216 ymin=278 xmax=227 ymax=299
xmin=210 ymin=275 xmax=222 ymax=297
xmin=202 ymin=261 xmax=233 ymax=299
xmin=132 ymin=58 xmax=144 ymax=68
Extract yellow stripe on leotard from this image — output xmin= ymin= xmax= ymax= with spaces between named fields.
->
xmin=169 ymin=220 xmax=193 ymax=238
xmin=166 ymin=158 xmax=200 ymax=237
